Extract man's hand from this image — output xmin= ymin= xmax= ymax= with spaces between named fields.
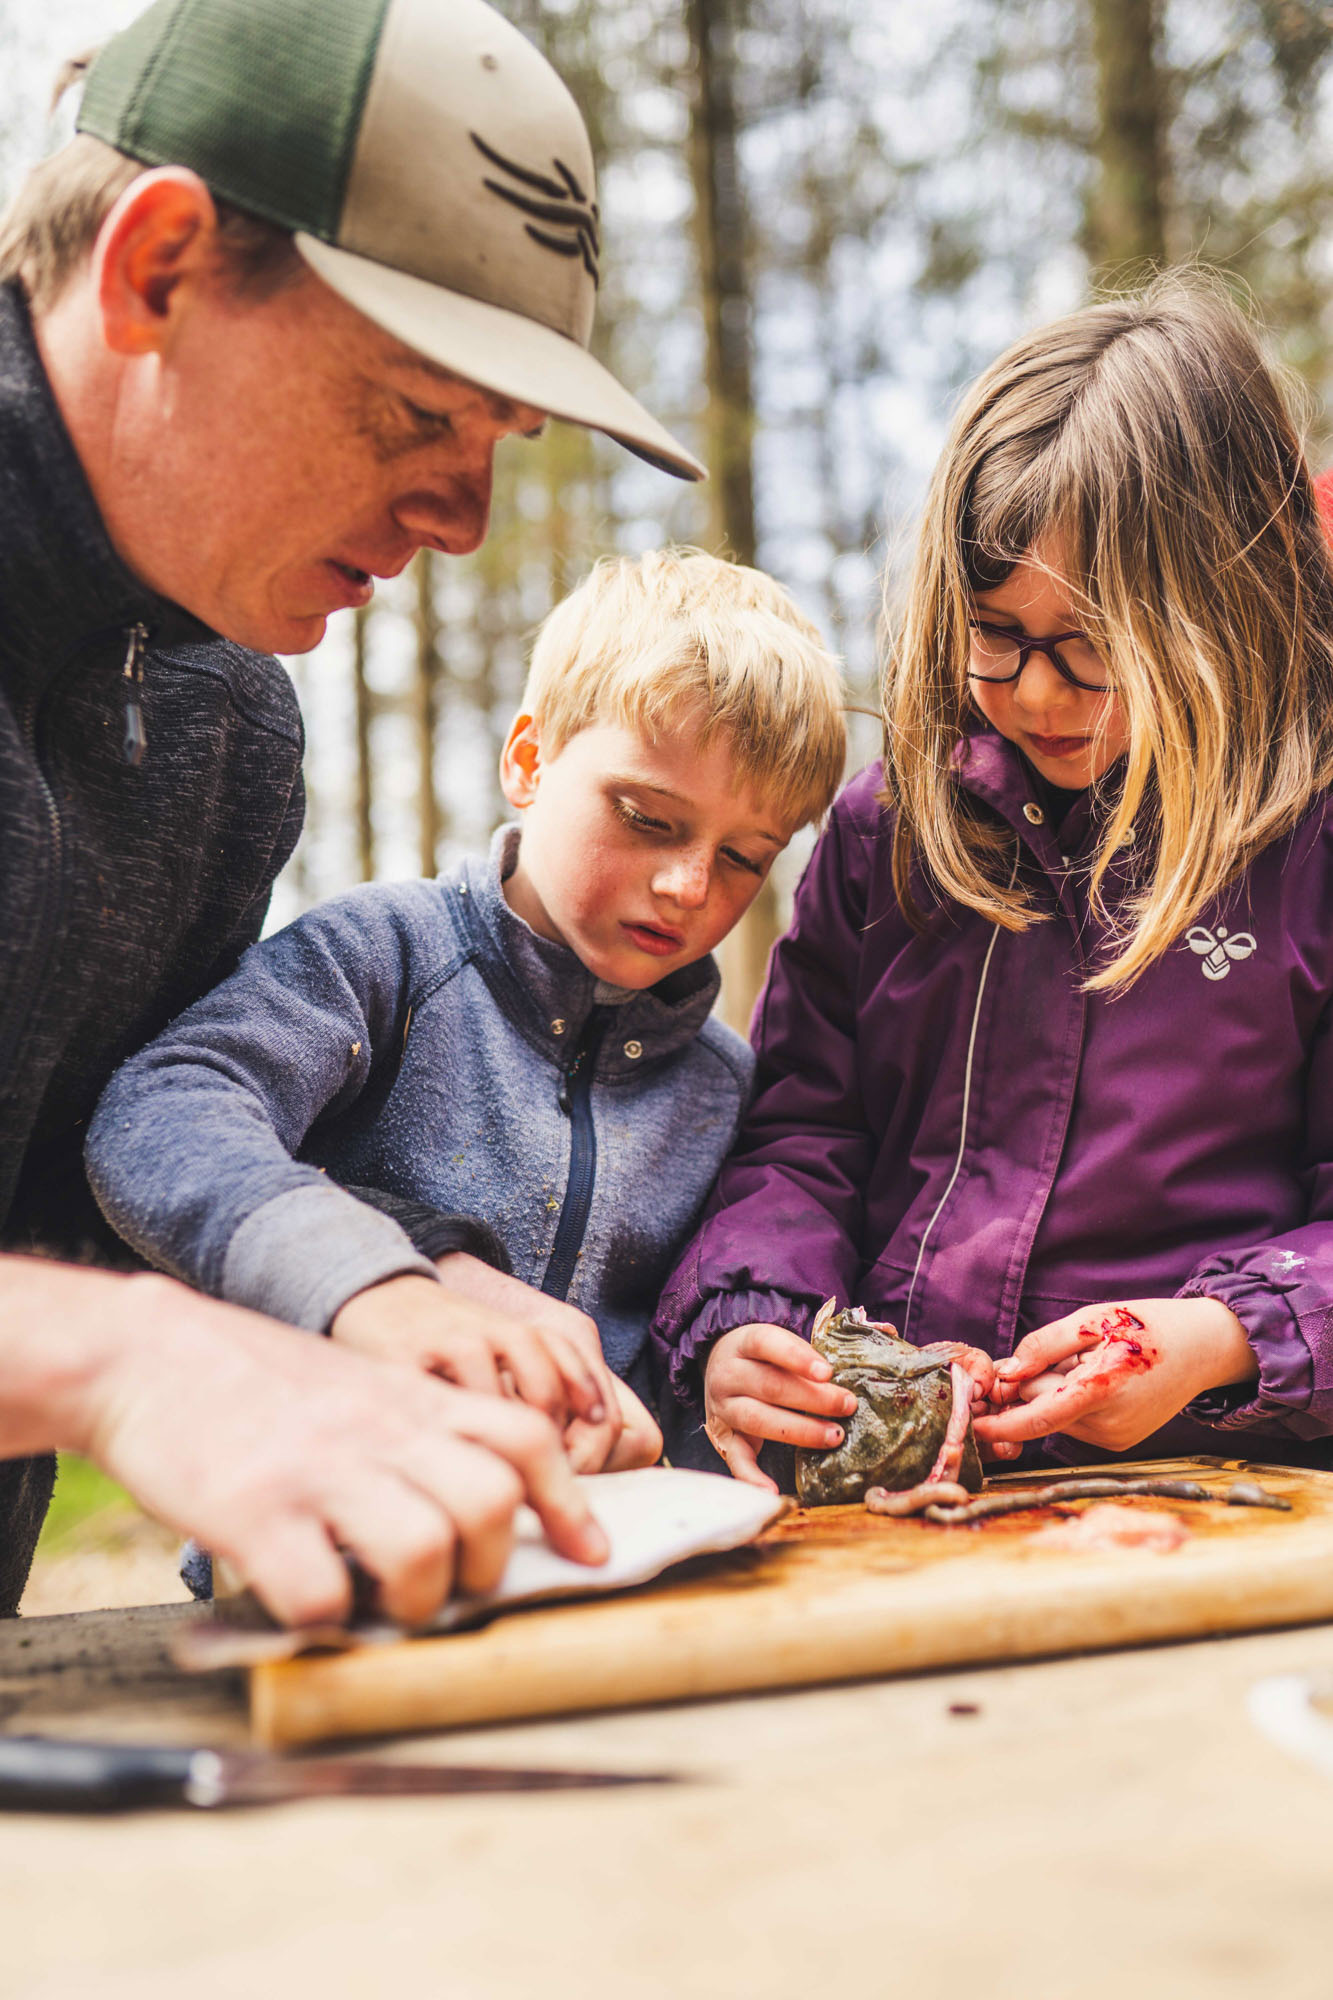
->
xmin=703 ymin=1323 xmax=858 ymax=1492
xmin=2 ymin=1258 xmax=607 ymax=1628
xmin=973 ymin=1297 xmax=1258 ymax=1456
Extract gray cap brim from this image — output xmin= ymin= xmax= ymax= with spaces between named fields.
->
xmin=296 ymin=233 xmax=705 ymax=482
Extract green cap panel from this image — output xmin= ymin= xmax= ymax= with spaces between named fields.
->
xmin=78 ymin=0 xmax=392 ymax=240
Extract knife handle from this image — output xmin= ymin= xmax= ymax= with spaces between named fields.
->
xmin=0 ymin=1736 xmax=196 ymax=1812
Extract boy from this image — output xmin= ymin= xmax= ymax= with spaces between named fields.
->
xmin=86 ymin=549 xmax=846 ymax=1477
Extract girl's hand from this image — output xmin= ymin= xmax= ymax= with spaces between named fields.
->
xmin=972 ymin=1298 xmax=1257 ymax=1455
xmin=704 ymin=1323 xmax=858 ymax=1492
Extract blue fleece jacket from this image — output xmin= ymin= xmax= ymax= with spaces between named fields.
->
xmin=85 ymin=826 xmax=753 ymax=1390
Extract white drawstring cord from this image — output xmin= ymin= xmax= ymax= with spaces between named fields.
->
xmin=901 ymin=852 xmax=1019 ymax=1341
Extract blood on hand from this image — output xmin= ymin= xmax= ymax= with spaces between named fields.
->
xmin=988 ymin=1307 xmax=1157 ymax=1409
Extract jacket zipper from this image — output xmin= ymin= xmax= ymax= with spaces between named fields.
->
xmin=121 ymin=621 xmax=149 ymax=766
xmin=0 ymin=685 xmax=66 ymax=1221
xmin=542 ymin=1007 xmax=608 ymax=1302
xmin=0 ymin=623 xmax=146 ymax=1191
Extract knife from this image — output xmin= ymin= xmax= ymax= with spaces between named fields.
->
xmin=0 ymin=1736 xmax=681 ymax=1812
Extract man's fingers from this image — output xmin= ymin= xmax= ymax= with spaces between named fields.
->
xmin=429 ymin=1331 xmax=504 ymax=1398
xmin=360 ymin=1440 xmax=520 ymax=1608
xmin=324 ymin=1475 xmax=465 ymax=1626
xmin=435 ymin=1390 xmax=609 ymax=1568
xmin=718 ymin=1395 xmax=845 ymax=1451
xmin=217 ymin=1514 xmax=356 ymax=1630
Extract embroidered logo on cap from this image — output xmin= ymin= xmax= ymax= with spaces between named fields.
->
xmin=1186 ymin=923 xmax=1257 ymax=981
xmin=471 ymin=133 xmax=601 ymax=283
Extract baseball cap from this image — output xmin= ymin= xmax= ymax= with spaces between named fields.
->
xmin=76 ymin=0 xmax=703 ymax=480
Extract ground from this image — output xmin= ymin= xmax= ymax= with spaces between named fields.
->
xmin=20 ymin=1454 xmax=188 ymax=1616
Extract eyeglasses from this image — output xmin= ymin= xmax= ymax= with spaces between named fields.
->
xmin=967 ymin=620 xmax=1112 ymax=694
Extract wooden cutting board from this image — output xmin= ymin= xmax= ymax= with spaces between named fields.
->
xmin=249 ymin=1456 xmax=1333 ymax=1748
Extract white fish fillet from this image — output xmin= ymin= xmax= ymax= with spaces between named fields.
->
xmin=176 ymin=1469 xmax=783 ymax=1669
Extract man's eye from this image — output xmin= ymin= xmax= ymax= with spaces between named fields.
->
xmin=405 ymin=400 xmax=456 ymax=436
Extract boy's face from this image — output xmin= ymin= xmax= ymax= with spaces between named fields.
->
xmin=499 ymin=713 xmax=795 ymax=988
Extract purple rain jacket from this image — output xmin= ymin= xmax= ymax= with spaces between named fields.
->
xmin=653 ymin=729 xmax=1333 ymax=1479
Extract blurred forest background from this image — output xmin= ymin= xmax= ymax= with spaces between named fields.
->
xmin=5 ymin=0 xmax=1333 ymax=1604
xmin=6 ymin=0 xmax=1333 ymax=1031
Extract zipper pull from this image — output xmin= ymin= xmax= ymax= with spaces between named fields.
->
xmin=121 ymin=622 xmax=149 ymax=767
xmin=557 ymin=1047 xmax=583 ymax=1117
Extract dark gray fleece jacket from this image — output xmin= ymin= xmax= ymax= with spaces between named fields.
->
xmin=0 ymin=282 xmax=305 ymax=1614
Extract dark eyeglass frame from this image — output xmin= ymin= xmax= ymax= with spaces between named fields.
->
xmin=967 ymin=620 xmax=1112 ymax=695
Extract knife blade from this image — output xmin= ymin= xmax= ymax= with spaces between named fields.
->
xmin=0 ymin=1736 xmax=681 ymax=1812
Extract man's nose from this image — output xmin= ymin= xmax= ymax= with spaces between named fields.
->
xmin=654 ymin=852 xmax=712 ymax=909
xmin=393 ymin=450 xmax=496 ymax=557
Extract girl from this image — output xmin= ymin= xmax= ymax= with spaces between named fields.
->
xmin=652 ymin=276 xmax=1333 ymax=1491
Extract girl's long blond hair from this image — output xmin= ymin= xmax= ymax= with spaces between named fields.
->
xmin=882 ymin=274 xmax=1333 ymax=990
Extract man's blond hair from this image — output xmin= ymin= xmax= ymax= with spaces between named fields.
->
xmin=523 ymin=549 xmax=847 ymax=828
xmin=0 ymin=133 xmax=301 ymax=313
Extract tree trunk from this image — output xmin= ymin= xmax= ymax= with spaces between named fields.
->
xmin=1086 ymin=0 xmax=1169 ymax=280
xmin=413 ymin=551 xmax=442 ymax=878
xmin=352 ymin=603 xmax=375 ymax=883
xmin=687 ymin=0 xmax=756 ymax=568
xmin=687 ymin=0 xmax=775 ymax=1031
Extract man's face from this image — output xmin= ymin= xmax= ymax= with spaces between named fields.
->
xmin=498 ymin=715 xmax=795 ymax=990
xmin=97 ymin=263 xmax=546 ymax=654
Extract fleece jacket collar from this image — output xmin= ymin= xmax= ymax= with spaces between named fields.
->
xmin=456 ymin=824 xmax=721 ymax=1078
xmin=0 ymin=282 xmax=210 ymax=695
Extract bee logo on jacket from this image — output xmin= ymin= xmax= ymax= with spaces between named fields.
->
xmin=1186 ymin=924 xmax=1257 ymax=981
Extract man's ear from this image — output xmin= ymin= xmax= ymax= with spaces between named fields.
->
xmin=499 ymin=712 xmax=543 ymax=808
xmin=93 ymin=167 xmax=220 ymax=357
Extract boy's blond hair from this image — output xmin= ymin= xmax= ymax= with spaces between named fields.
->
xmin=883 ymin=273 xmax=1333 ymax=991
xmin=523 ymin=548 xmax=847 ymax=828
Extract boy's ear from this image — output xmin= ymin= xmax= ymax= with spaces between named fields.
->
xmin=499 ymin=713 xmax=543 ymax=809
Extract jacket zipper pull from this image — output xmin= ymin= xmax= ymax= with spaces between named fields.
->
xmin=558 ymin=1048 xmax=583 ymax=1116
xmin=121 ymin=622 xmax=149 ymax=767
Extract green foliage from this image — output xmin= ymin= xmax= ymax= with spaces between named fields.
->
xmin=36 ymin=1454 xmax=137 ymax=1555
xmin=282 ymin=0 xmax=1333 ymax=936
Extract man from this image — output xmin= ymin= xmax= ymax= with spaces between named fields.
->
xmin=0 ymin=0 xmax=700 ymax=1618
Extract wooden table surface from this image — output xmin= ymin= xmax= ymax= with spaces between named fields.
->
xmin=5 ymin=1601 xmax=1333 ymax=1999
